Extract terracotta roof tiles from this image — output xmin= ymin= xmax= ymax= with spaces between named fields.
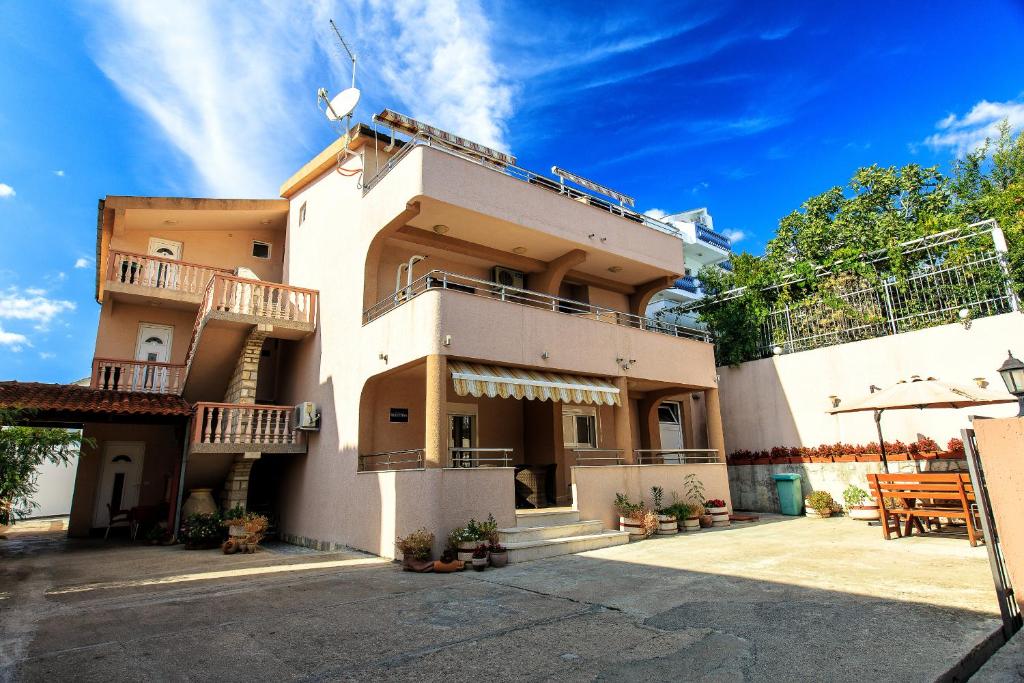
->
xmin=0 ymin=382 xmax=192 ymax=418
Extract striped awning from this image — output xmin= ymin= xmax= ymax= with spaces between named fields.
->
xmin=449 ymin=361 xmax=620 ymax=406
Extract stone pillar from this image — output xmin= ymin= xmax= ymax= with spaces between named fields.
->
xmin=223 ymin=324 xmax=272 ymax=404
xmin=705 ymin=387 xmax=726 ymax=462
xmin=612 ymin=377 xmax=634 ymax=464
xmin=424 ymin=354 xmax=448 ymax=468
xmin=222 ymin=458 xmax=255 ymax=512
xmin=681 ymin=393 xmax=696 ymax=448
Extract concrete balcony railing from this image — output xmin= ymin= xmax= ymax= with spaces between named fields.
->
xmin=199 ymin=274 xmax=318 ymax=326
xmin=105 ymin=250 xmax=232 ymax=304
xmin=91 ymin=358 xmax=186 ymax=394
xmin=191 ymin=402 xmax=306 ymax=454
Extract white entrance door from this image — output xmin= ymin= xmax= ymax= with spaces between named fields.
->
xmin=147 ymin=237 xmax=183 ymax=289
xmin=92 ymin=441 xmax=146 ymax=528
xmin=658 ymin=401 xmax=685 ymax=459
xmin=135 ymin=323 xmax=173 ymax=391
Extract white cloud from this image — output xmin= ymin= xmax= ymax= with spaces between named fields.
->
xmin=644 ymin=208 xmax=669 ymax=220
xmin=722 ymin=228 xmax=746 ymax=243
xmin=0 ymin=287 xmax=75 ymax=324
xmin=38 ymin=351 xmax=55 ymax=360
xmin=923 ymin=98 xmax=1024 ymax=155
xmin=54 ymin=170 xmax=66 ymax=177
xmin=74 ymin=258 xmax=91 ymax=269
xmin=0 ymin=324 xmax=29 ymax=350
xmin=0 ymin=183 xmax=15 ymax=199
xmin=84 ymin=1 xmax=515 ymax=196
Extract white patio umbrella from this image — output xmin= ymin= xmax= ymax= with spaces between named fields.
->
xmin=828 ymin=376 xmax=1015 ymax=471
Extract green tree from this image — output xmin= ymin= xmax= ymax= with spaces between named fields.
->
xmin=0 ymin=409 xmax=87 ymax=526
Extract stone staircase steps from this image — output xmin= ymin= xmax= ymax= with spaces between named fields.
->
xmin=497 ymin=519 xmax=604 ymax=544
xmin=503 ymin=530 xmax=630 ymax=564
xmin=513 ymin=508 xmax=581 ymax=527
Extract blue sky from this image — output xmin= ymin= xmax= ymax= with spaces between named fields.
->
xmin=1 ymin=1 xmax=1023 ymax=383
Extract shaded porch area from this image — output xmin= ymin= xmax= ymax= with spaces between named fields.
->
xmin=357 ymin=356 xmax=726 ymax=508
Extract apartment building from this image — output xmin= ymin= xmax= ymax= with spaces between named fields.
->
xmin=1 ymin=113 xmax=731 ymax=559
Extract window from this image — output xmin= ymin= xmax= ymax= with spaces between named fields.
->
xmin=563 ymin=406 xmax=598 ymax=449
xmin=252 ymin=241 xmax=271 ymax=259
xmin=298 ymin=201 xmax=307 ymax=225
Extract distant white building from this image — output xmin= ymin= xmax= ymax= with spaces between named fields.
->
xmin=646 ymin=208 xmax=733 ymax=328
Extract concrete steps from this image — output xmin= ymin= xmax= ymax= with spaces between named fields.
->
xmin=499 ymin=509 xmax=629 ymax=563
xmin=503 ymin=530 xmax=630 ymax=563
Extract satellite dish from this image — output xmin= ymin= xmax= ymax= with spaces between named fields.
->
xmin=325 ymin=87 xmax=360 ymax=121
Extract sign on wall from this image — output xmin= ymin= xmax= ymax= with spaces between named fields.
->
xmin=389 ymin=408 xmax=409 ymax=423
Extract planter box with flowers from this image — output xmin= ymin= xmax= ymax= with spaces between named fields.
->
xmin=705 ymin=499 xmax=729 ymax=527
xmin=448 ymin=514 xmax=498 ymax=562
xmin=396 ymin=527 xmax=435 ymax=572
xmin=650 ymin=486 xmax=677 ymax=535
xmin=614 ymin=493 xmax=649 ymax=540
xmin=842 ymin=484 xmax=879 ymax=521
xmin=805 ymin=490 xmax=839 ymax=519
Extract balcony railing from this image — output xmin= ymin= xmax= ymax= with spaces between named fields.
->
xmin=362 ymin=270 xmax=712 ymax=343
xmin=91 ymin=358 xmax=185 ymax=394
xmin=358 ymin=449 xmax=426 ymax=472
xmin=571 ymin=448 xmax=625 ymax=465
xmin=448 ymin=447 xmax=513 ymax=468
xmin=361 ymin=132 xmax=685 ymax=239
xmin=635 ymin=449 xmax=722 ymax=464
xmin=674 ymin=275 xmax=700 ymax=294
xmin=696 ymin=226 xmax=731 ymax=251
xmin=106 ymin=251 xmax=231 ymax=298
xmin=192 ymin=403 xmax=301 ymax=449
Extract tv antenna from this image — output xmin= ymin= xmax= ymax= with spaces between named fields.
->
xmin=317 ymin=19 xmax=361 ymax=133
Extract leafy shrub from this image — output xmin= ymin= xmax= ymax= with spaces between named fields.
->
xmin=396 ymin=527 xmax=435 ymax=561
xmin=180 ymin=512 xmax=222 ymax=548
xmin=842 ymin=485 xmax=869 ymax=508
xmin=805 ymin=491 xmax=837 ymax=516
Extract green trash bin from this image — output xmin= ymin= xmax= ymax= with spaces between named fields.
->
xmin=772 ymin=473 xmax=803 ymax=516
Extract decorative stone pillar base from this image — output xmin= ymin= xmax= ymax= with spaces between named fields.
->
xmin=222 ymin=457 xmax=256 ymax=512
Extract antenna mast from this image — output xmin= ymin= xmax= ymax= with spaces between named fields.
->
xmin=329 ymin=19 xmax=357 ymax=89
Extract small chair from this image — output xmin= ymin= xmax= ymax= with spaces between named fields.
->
xmin=104 ymin=503 xmax=130 ymax=540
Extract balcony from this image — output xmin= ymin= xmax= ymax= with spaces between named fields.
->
xmin=361 ymin=270 xmax=718 ymax=387
xmin=674 ymin=275 xmax=700 ymax=294
xmin=364 ymin=270 xmax=709 ymax=341
xmin=182 ymin=275 xmax=318 ymax=401
xmin=191 ymin=403 xmax=306 ymax=454
xmin=696 ymin=225 xmax=731 ymax=251
xmin=91 ymin=358 xmax=185 ymax=394
xmin=104 ymin=250 xmax=232 ymax=307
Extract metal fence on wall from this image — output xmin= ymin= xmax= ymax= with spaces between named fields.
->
xmin=680 ymin=222 xmax=1018 ymax=361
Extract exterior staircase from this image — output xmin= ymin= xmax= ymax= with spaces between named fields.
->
xmin=497 ymin=508 xmax=629 ymax=563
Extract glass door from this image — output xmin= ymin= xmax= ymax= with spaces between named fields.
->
xmin=449 ymin=413 xmax=476 ymax=467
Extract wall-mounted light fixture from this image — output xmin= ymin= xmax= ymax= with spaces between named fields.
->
xmin=512 ymin=246 xmax=527 ymax=254
xmin=997 ymin=350 xmax=1024 ymax=417
xmin=829 ymin=395 xmax=841 ymax=408
xmin=378 ymin=353 xmax=388 ymax=363
xmin=541 ymin=351 xmax=550 ymax=360
xmin=443 ymin=335 xmax=452 ymax=347
xmin=432 ymin=224 xmax=450 ymax=234
xmin=973 ymin=377 xmax=989 ymax=389
xmin=772 ymin=345 xmax=783 ymax=356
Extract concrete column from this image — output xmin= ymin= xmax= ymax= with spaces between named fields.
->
xmin=612 ymin=377 xmax=634 ymax=464
xmin=532 ymin=249 xmax=587 ymax=296
xmin=425 ymin=354 xmax=448 ymax=468
xmin=638 ymin=396 xmax=663 ymax=453
xmin=705 ymin=387 xmax=726 ymax=462
xmin=681 ymin=393 xmax=696 ymax=448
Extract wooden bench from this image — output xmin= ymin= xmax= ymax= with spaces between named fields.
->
xmin=866 ymin=473 xmax=980 ymax=547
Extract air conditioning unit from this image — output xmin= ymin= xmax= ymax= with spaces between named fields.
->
xmin=294 ymin=402 xmax=320 ymax=431
xmin=492 ymin=266 xmax=526 ymax=290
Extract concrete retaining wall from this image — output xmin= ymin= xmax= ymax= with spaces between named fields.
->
xmin=729 ymin=459 xmax=967 ymax=513
xmin=718 ymin=313 xmax=1022 ymax=454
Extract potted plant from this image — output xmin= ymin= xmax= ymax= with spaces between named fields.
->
xmin=805 ymin=491 xmax=837 ymax=519
xmin=471 ymin=544 xmax=488 ymax=571
xmin=434 ymin=549 xmax=464 ymax=573
xmin=614 ymin=493 xmax=646 ymax=540
xmin=448 ymin=525 xmax=478 ymax=562
xmin=705 ymin=498 xmax=729 ymax=527
xmin=843 ymin=485 xmax=879 ymax=521
xmin=488 ymin=541 xmax=509 ymax=567
xmin=671 ymin=502 xmax=694 ymax=531
xmin=650 ymin=486 xmax=677 ymax=535
xmin=396 ymin=527 xmax=435 ymax=571
xmin=683 ymin=474 xmax=711 ymax=529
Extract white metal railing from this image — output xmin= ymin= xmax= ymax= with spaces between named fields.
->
xmin=362 ymin=270 xmax=712 ymax=342
xmin=571 ymin=448 xmax=625 ymax=465
xmin=448 ymin=447 xmax=513 ymax=468
xmin=361 ymin=130 xmax=685 ymax=239
xmin=635 ymin=449 xmax=723 ymax=464
xmin=192 ymin=403 xmax=301 ymax=447
xmin=359 ymin=449 xmax=426 ymax=471
xmin=676 ymin=222 xmax=1017 ymax=360
xmin=106 ymin=250 xmax=231 ymax=297
xmin=91 ymin=358 xmax=185 ymax=394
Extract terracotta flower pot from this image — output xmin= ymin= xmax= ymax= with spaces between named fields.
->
xmin=698 ymin=514 xmax=713 ymax=528
xmin=471 ymin=556 xmax=487 ymax=572
xmin=433 ymin=559 xmax=464 ymax=573
xmin=489 ymin=550 xmax=509 ymax=567
xmin=403 ymin=556 xmax=435 ymax=572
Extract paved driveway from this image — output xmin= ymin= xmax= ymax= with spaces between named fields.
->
xmin=0 ymin=515 xmax=1000 ymax=682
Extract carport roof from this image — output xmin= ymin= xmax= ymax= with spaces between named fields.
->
xmin=0 ymin=382 xmax=192 ymax=422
